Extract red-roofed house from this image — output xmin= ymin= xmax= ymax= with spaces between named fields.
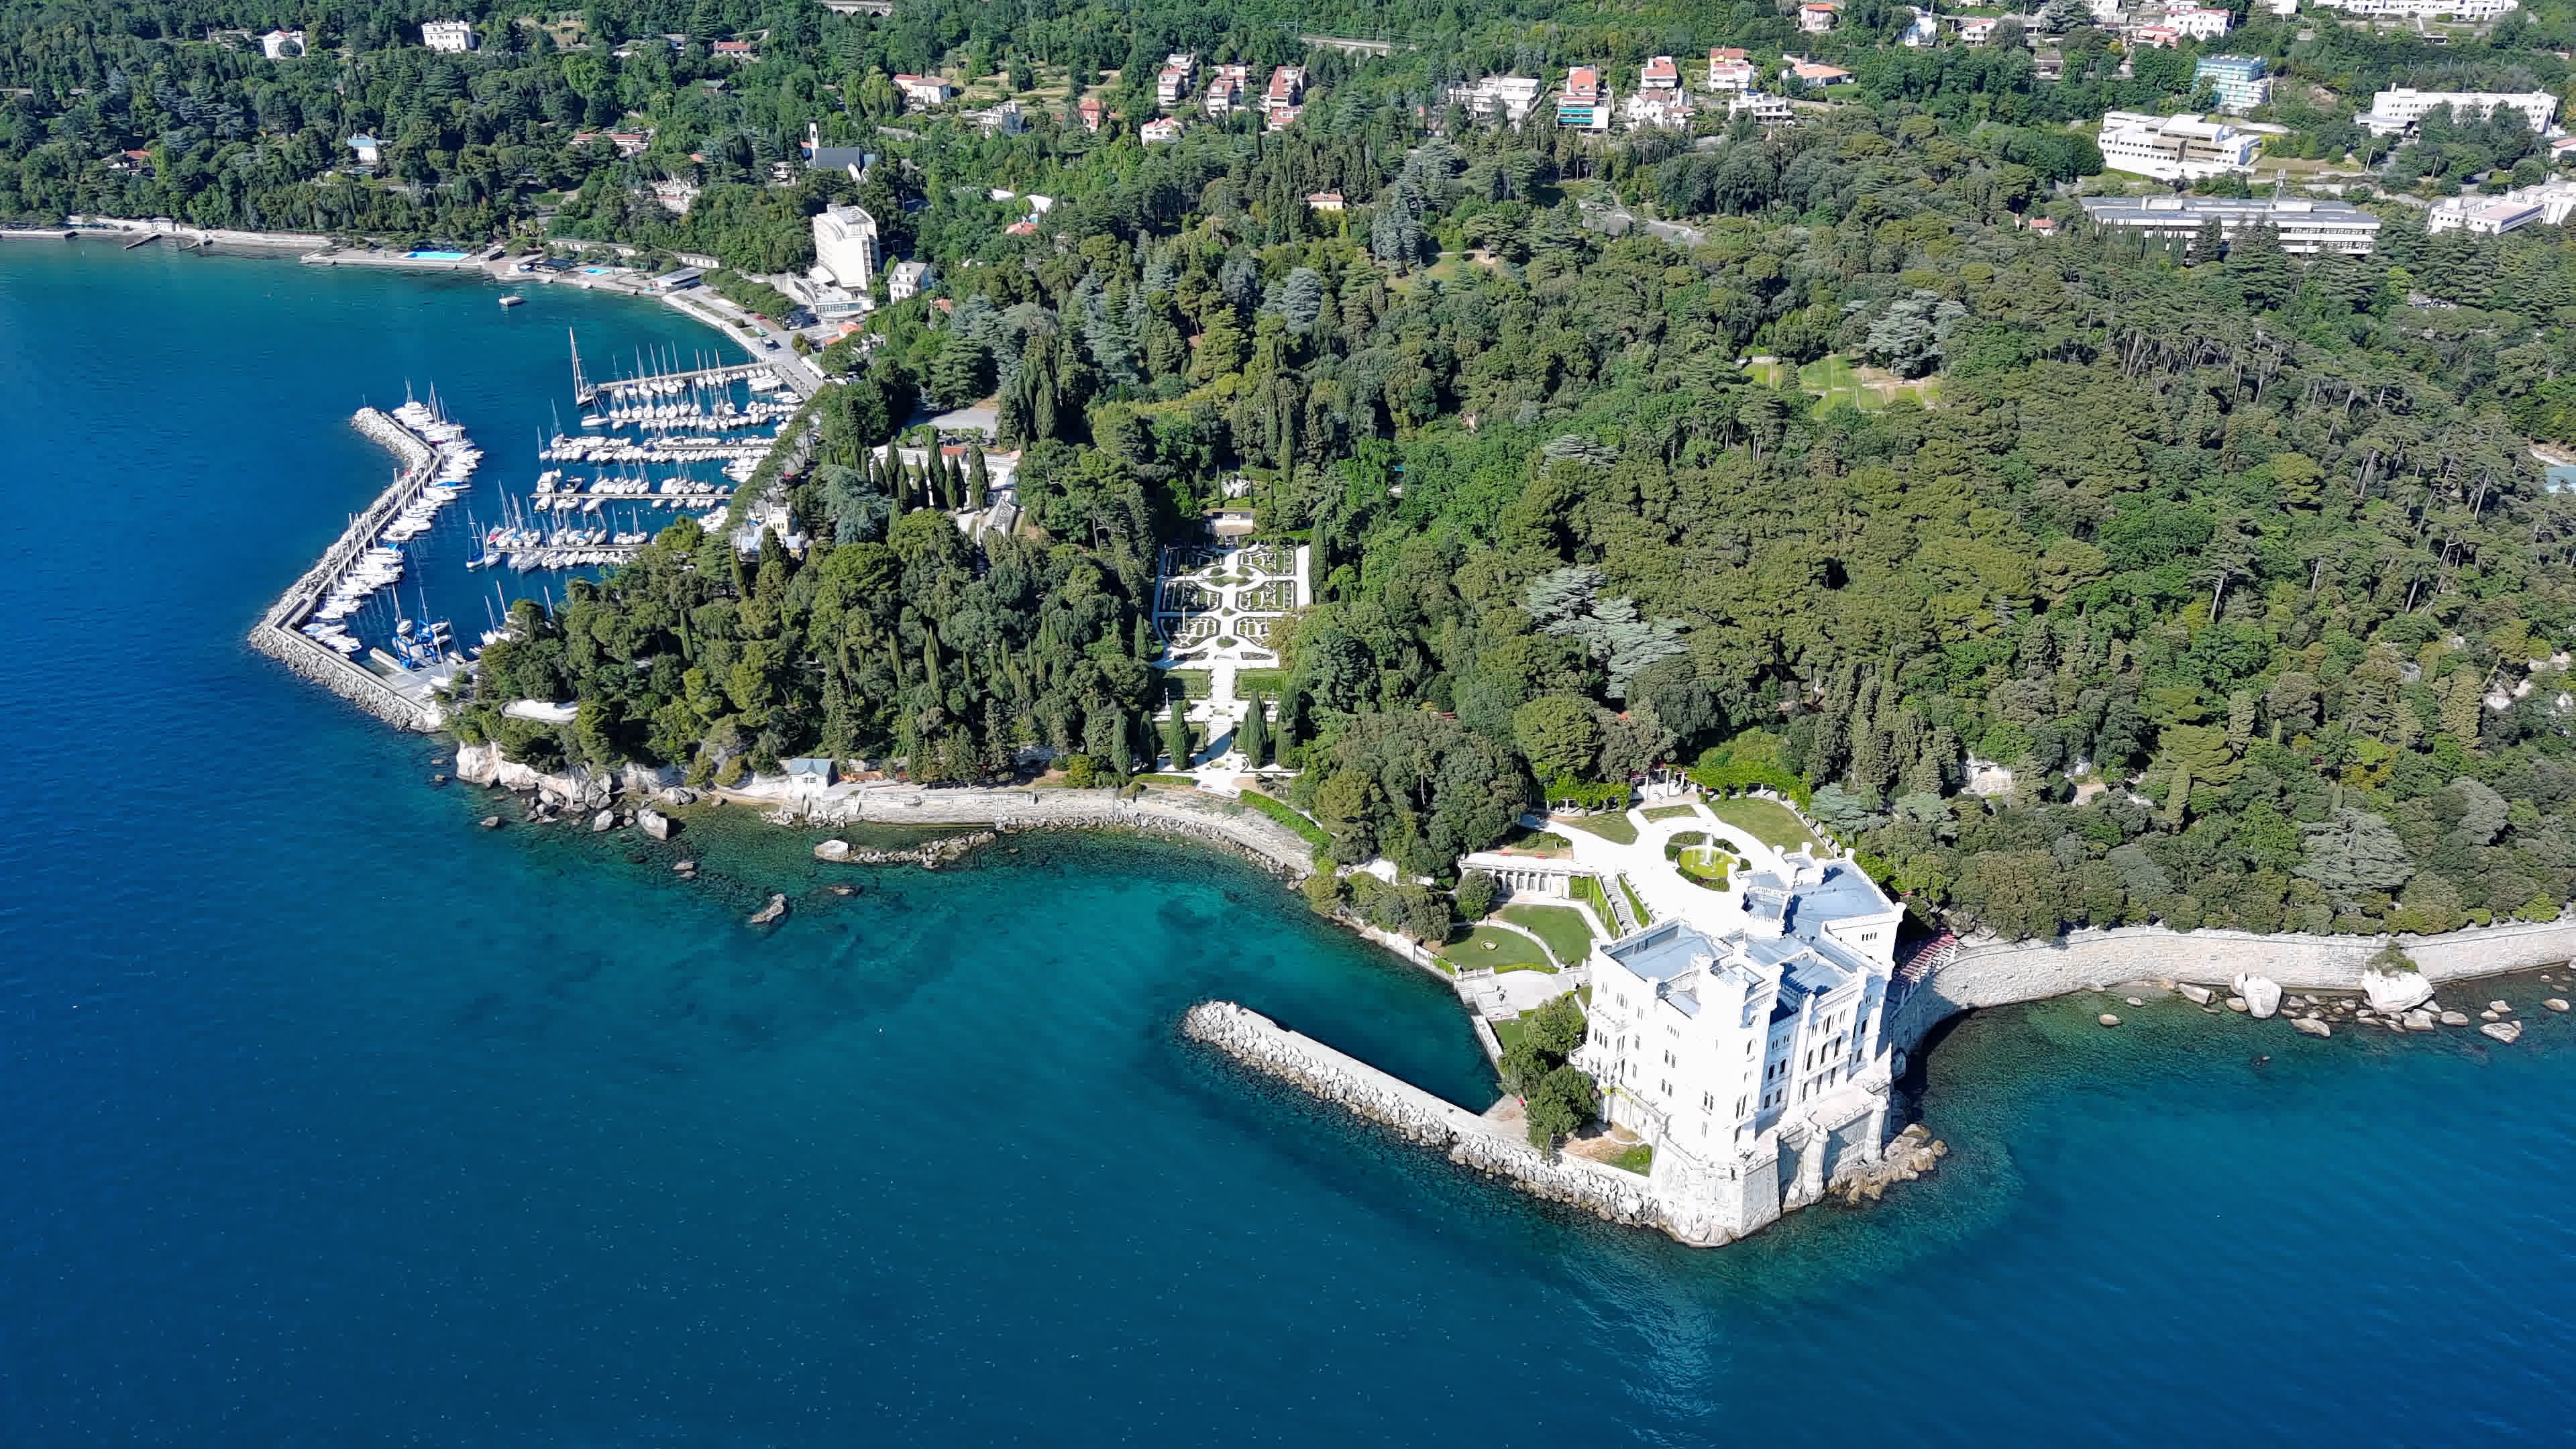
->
xmin=1076 ymin=95 xmax=1104 ymax=132
xmin=1800 ymin=2 xmax=1841 ymax=32
xmin=1641 ymin=54 xmax=1680 ymax=90
xmin=1558 ymin=66 xmax=1608 ymax=130
xmin=712 ymin=39 xmax=755 ymax=59
xmin=1708 ymin=48 xmax=1756 ymax=92
xmin=1265 ymin=65 xmax=1307 ymax=129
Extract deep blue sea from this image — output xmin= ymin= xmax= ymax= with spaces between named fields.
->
xmin=7 ymin=245 xmax=2576 ymax=1445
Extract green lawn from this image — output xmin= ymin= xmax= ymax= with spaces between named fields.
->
xmin=1707 ymin=796 xmax=1822 ymax=853
xmin=1641 ymin=803 xmax=1701 ymax=821
xmin=1618 ymin=874 xmax=1652 ymax=926
xmin=1492 ymin=825 xmax=1572 ymax=857
xmin=1492 ymin=1015 xmax=1526 ymax=1055
xmin=1572 ymin=874 xmax=1615 ymax=930
xmin=1556 ymin=812 xmax=1638 ymax=845
xmin=1238 ymin=791 xmax=1330 ymax=847
xmin=1231 ymin=667 xmax=1291 ymax=698
xmin=1609 ymin=1143 xmax=1654 ymax=1175
xmin=1752 ymin=354 xmax=1941 ymax=415
xmin=1440 ymin=925 xmax=1556 ymax=973
xmin=1499 ymin=904 xmax=1595 ymax=966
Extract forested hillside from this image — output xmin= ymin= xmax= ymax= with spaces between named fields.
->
xmin=21 ymin=1 xmax=2576 ymax=943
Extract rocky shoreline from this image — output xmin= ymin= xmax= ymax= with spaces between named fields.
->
xmin=1896 ymin=918 xmax=2576 ymax=1054
xmin=448 ymin=741 xmax=1318 ymax=881
xmin=812 ymin=832 xmax=996 ymax=868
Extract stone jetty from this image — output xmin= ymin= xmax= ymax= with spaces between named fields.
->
xmin=246 ymin=409 xmax=450 ymax=732
xmin=1183 ymin=1002 xmax=1685 ymax=1242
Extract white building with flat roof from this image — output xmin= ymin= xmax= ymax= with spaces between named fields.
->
xmin=260 ymin=28 xmax=305 ymax=58
xmin=2098 ymin=110 xmax=2261 ymax=180
xmin=2079 ymin=194 xmax=2383 ymax=254
xmin=812 ymin=203 xmax=878 ymax=290
xmin=2311 ymin=0 xmax=2516 ymax=15
xmin=421 ymin=19 xmax=476 ymax=52
xmin=1448 ymin=74 xmax=1545 ymax=123
xmin=2428 ymin=197 xmax=2544 ymax=235
xmin=1576 ymin=849 xmax=1904 ymax=1243
xmin=2359 ymin=88 xmax=2559 ymax=136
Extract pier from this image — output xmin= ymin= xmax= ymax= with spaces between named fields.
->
xmin=246 ymin=408 xmax=466 ymax=731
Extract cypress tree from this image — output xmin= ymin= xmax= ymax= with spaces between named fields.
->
xmin=969 ymin=448 xmax=991 ymax=511
xmin=1240 ymin=693 xmax=1268 ymax=767
xmin=1163 ymin=707 xmax=1193 ymax=770
xmin=1275 ymin=685 xmax=1304 ymax=756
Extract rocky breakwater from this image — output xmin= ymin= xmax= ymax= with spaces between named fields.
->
xmin=1181 ymin=1002 xmax=1677 ymax=1240
xmin=812 ymin=831 xmax=995 ymax=869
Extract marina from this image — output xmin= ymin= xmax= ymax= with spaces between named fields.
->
xmin=251 ymin=325 xmax=796 ymax=727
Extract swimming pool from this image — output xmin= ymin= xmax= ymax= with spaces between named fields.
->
xmin=406 ymin=250 xmax=470 ymax=260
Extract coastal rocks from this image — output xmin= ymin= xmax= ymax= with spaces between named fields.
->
xmin=2176 ymin=983 xmax=2215 ymax=1006
xmin=616 ymin=761 xmax=684 ymax=796
xmin=2293 ymin=1018 xmax=2332 ymax=1038
xmin=748 ymin=894 xmax=788 ymax=926
xmin=2098 ymin=1013 xmax=2121 ymax=1027
xmin=2403 ymin=1008 xmax=2437 ymax=1032
xmin=478 ymin=815 xmax=502 ymax=829
xmin=2226 ymin=997 xmax=2248 ymax=1013
xmin=2443 ymin=1010 xmax=2472 ymax=1026
xmin=2490 ymin=1000 xmax=2510 ymax=1012
xmin=810 ymin=830 xmax=996 ymax=869
xmin=657 ymin=787 xmax=697 ymax=808
xmin=2234 ymin=974 xmax=2283 ymax=1020
xmin=2362 ymin=966 xmax=2434 ymax=1014
xmin=590 ymin=809 xmax=616 ymax=833
xmin=2483 ymin=1019 xmax=2525 ymax=1044
xmin=452 ymin=742 xmax=614 ymax=808
xmin=2550 ymin=999 xmax=2571 ymax=1013
xmin=636 ymin=808 xmax=674 ymax=842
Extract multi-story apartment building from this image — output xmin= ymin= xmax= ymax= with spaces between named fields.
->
xmin=2192 ymin=55 xmax=2271 ymax=111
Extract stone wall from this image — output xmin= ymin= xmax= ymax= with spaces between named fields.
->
xmin=244 ymin=409 xmax=447 ymax=733
xmin=1181 ymin=1002 xmax=1673 ymax=1234
xmin=1893 ymin=916 xmax=2576 ymax=1051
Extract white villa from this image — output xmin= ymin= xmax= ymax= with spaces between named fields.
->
xmin=1573 ymin=844 xmax=1906 ymax=1242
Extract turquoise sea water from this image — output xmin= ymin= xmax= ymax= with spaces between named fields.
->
xmin=7 ymin=245 xmax=2576 ymax=1444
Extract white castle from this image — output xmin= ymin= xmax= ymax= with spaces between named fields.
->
xmin=1575 ymin=847 xmax=1906 ymax=1242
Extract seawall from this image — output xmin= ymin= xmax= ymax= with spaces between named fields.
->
xmin=1181 ymin=1002 xmax=1672 ymax=1233
xmin=245 ymin=409 xmax=445 ymax=732
xmin=1894 ymin=917 xmax=2576 ymax=1052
